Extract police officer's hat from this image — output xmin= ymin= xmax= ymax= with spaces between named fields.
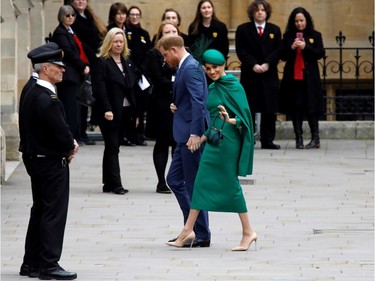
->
xmin=27 ymin=42 xmax=65 ymax=67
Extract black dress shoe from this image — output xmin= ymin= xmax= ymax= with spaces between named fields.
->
xmin=135 ymin=140 xmax=147 ymax=146
xmin=113 ymin=186 xmax=129 ymax=195
xmin=81 ymin=137 xmax=96 ymax=145
xmin=261 ymin=142 xmax=281 ymax=149
xmin=39 ymin=266 xmax=77 ymax=280
xmin=19 ymin=263 xmax=39 ymax=277
xmin=102 ymin=184 xmax=112 ymax=193
xmin=121 ymin=138 xmax=136 ymax=146
xmin=168 ymin=237 xmax=210 ymax=248
xmin=184 ymin=239 xmax=211 ymax=248
xmin=156 ymin=183 xmax=172 ymax=194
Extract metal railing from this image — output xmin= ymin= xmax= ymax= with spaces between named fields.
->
xmin=226 ymin=31 xmax=374 ymax=121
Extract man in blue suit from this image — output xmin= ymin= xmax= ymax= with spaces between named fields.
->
xmin=159 ymin=35 xmax=211 ymax=247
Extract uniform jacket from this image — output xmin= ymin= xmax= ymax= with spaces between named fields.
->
xmin=188 ymin=19 xmax=229 ymax=62
xmin=279 ymin=30 xmax=325 ymax=113
xmin=19 ymin=83 xmax=74 ymax=156
xmin=172 ymin=55 xmax=209 ymax=143
xmin=52 ymin=23 xmax=86 ymax=84
xmin=125 ymin=24 xmax=152 ymax=74
xmin=91 ymin=56 xmax=137 ymax=127
xmin=235 ymin=21 xmax=282 ymax=113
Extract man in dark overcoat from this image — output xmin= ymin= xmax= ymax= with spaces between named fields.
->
xmin=235 ymin=0 xmax=282 ymax=149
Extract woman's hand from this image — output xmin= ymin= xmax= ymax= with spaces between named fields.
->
xmin=83 ymin=66 xmax=90 ymax=75
xmin=104 ymin=111 xmax=113 ymax=121
xmin=218 ymin=105 xmax=236 ymax=125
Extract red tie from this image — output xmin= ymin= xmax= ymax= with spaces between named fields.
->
xmin=258 ymin=26 xmax=263 ymax=37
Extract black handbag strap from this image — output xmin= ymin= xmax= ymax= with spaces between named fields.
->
xmin=212 ymin=114 xmax=225 ymax=131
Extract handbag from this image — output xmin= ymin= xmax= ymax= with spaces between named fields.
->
xmin=206 ymin=114 xmax=225 ymax=145
xmin=76 ymin=74 xmax=95 ymax=107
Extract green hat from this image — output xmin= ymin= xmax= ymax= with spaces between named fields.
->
xmin=202 ymin=49 xmax=225 ymax=65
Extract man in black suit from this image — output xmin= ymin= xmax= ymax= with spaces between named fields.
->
xmin=19 ymin=42 xmax=79 ymax=280
xmin=235 ymin=0 xmax=282 ymax=149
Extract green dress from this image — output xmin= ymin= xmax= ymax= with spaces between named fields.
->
xmin=191 ymin=74 xmax=254 ymax=213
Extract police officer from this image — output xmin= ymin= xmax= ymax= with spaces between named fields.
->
xmin=19 ymin=42 xmax=79 ymax=280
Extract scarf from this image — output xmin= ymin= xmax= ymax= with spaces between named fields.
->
xmin=72 ymin=34 xmax=89 ymax=64
xmin=294 ymin=48 xmax=305 ymax=80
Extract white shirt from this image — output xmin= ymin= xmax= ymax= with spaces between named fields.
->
xmin=36 ymin=79 xmax=56 ymax=94
xmin=255 ymin=22 xmax=266 ymax=34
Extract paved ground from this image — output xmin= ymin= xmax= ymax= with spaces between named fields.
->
xmin=1 ymin=139 xmax=374 ymax=281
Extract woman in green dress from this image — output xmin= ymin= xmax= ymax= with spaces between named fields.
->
xmin=166 ymin=49 xmax=257 ymax=251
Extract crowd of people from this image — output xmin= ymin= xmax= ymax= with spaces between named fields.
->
xmin=18 ymin=0 xmax=325 ymax=279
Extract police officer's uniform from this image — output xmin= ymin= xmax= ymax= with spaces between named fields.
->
xmin=18 ymin=42 xmax=78 ymax=280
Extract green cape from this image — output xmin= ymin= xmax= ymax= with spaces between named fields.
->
xmin=209 ymin=74 xmax=254 ymax=176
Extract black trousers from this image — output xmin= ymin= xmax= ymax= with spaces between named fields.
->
xmin=22 ymin=155 xmax=70 ymax=270
xmin=252 ymin=111 xmax=276 ymax=144
xmin=99 ymin=108 xmax=131 ymax=188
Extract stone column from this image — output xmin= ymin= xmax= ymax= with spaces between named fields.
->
xmin=1 ymin=0 xmax=20 ymax=165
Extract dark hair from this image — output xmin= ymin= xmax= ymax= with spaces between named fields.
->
xmin=189 ymin=0 xmax=220 ymax=36
xmin=127 ymin=6 xmax=142 ymax=27
xmin=247 ymin=0 xmax=272 ymax=21
xmin=285 ymin=7 xmax=315 ymax=34
xmin=161 ymin=8 xmax=182 ymax=26
xmin=108 ymin=2 xmax=128 ymax=25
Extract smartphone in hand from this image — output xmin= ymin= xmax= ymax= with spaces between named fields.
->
xmin=296 ymin=32 xmax=304 ymax=40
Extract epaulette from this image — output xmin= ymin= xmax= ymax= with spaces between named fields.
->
xmin=51 ymin=94 xmax=58 ymax=99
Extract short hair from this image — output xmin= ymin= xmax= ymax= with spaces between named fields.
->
xmin=158 ymin=35 xmax=184 ymax=50
xmin=57 ymin=5 xmax=75 ymax=23
xmin=108 ymin=2 xmax=128 ymax=24
xmin=98 ymin=27 xmax=130 ymax=59
xmin=161 ymin=8 xmax=182 ymax=26
xmin=247 ymin=0 xmax=272 ymax=21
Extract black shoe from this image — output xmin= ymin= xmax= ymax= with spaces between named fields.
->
xmin=185 ymin=239 xmax=211 ymax=248
xmin=156 ymin=183 xmax=171 ymax=194
xmin=261 ymin=142 xmax=281 ymax=149
xmin=168 ymin=237 xmax=210 ymax=248
xmin=19 ymin=263 xmax=39 ymax=278
xmin=135 ymin=140 xmax=147 ymax=146
xmin=121 ymin=138 xmax=136 ymax=146
xmin=305 ymin=139 xmax=320 ymax=149
xmin=113 ymin=186 xmax=129 ymax=195
xmin=39 ymin=266 xmax=77 ymax=280
xmin=81 ymin=137 xmax=96 ymax=145
xmin=102 ymin=184 xmax=112 ymax=193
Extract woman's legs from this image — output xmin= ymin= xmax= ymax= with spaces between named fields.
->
xmin=173 ymin=209 xmax=200 ymax=243
xmin=232 ymin=212 xmax=257 ymax=251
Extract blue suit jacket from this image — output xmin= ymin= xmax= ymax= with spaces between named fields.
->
xmin=172 ymin=55 xmax=209 ymax=143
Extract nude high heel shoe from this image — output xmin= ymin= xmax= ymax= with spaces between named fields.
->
xmin=166 ymin=231 xmax=195 ymax=248
xmin=231 ymin=232 xmax=257 ymax=251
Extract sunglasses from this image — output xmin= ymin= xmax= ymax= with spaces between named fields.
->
xmin=65 ymin=14 xmax=76 ymax=18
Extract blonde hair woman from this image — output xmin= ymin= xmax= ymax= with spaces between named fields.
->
xmin=91 ymin=28 xmax=137 ymax=195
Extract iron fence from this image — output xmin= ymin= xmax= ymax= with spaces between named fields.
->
xmin=227 ymin=31 xmax=374 ymax=121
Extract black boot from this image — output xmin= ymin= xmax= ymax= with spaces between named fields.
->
xmin=305 ymin=114 xmax=320 ymax=149
xmin=292 ymin=113 xmax=304 ymax=149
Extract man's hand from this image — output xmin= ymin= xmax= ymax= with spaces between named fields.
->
xmin=170 ymin=103 xmax=177 ymax=113
xmin=187 ymin=135 xmax=201 ymax=153
xmin=68 ymin=139 xmax=79 ymax=163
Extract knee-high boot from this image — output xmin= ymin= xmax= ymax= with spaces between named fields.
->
xmin=292 ymin=112 xmax=304 ymax=149
xmin=305 ymin=114 xmax=320 ymax=149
